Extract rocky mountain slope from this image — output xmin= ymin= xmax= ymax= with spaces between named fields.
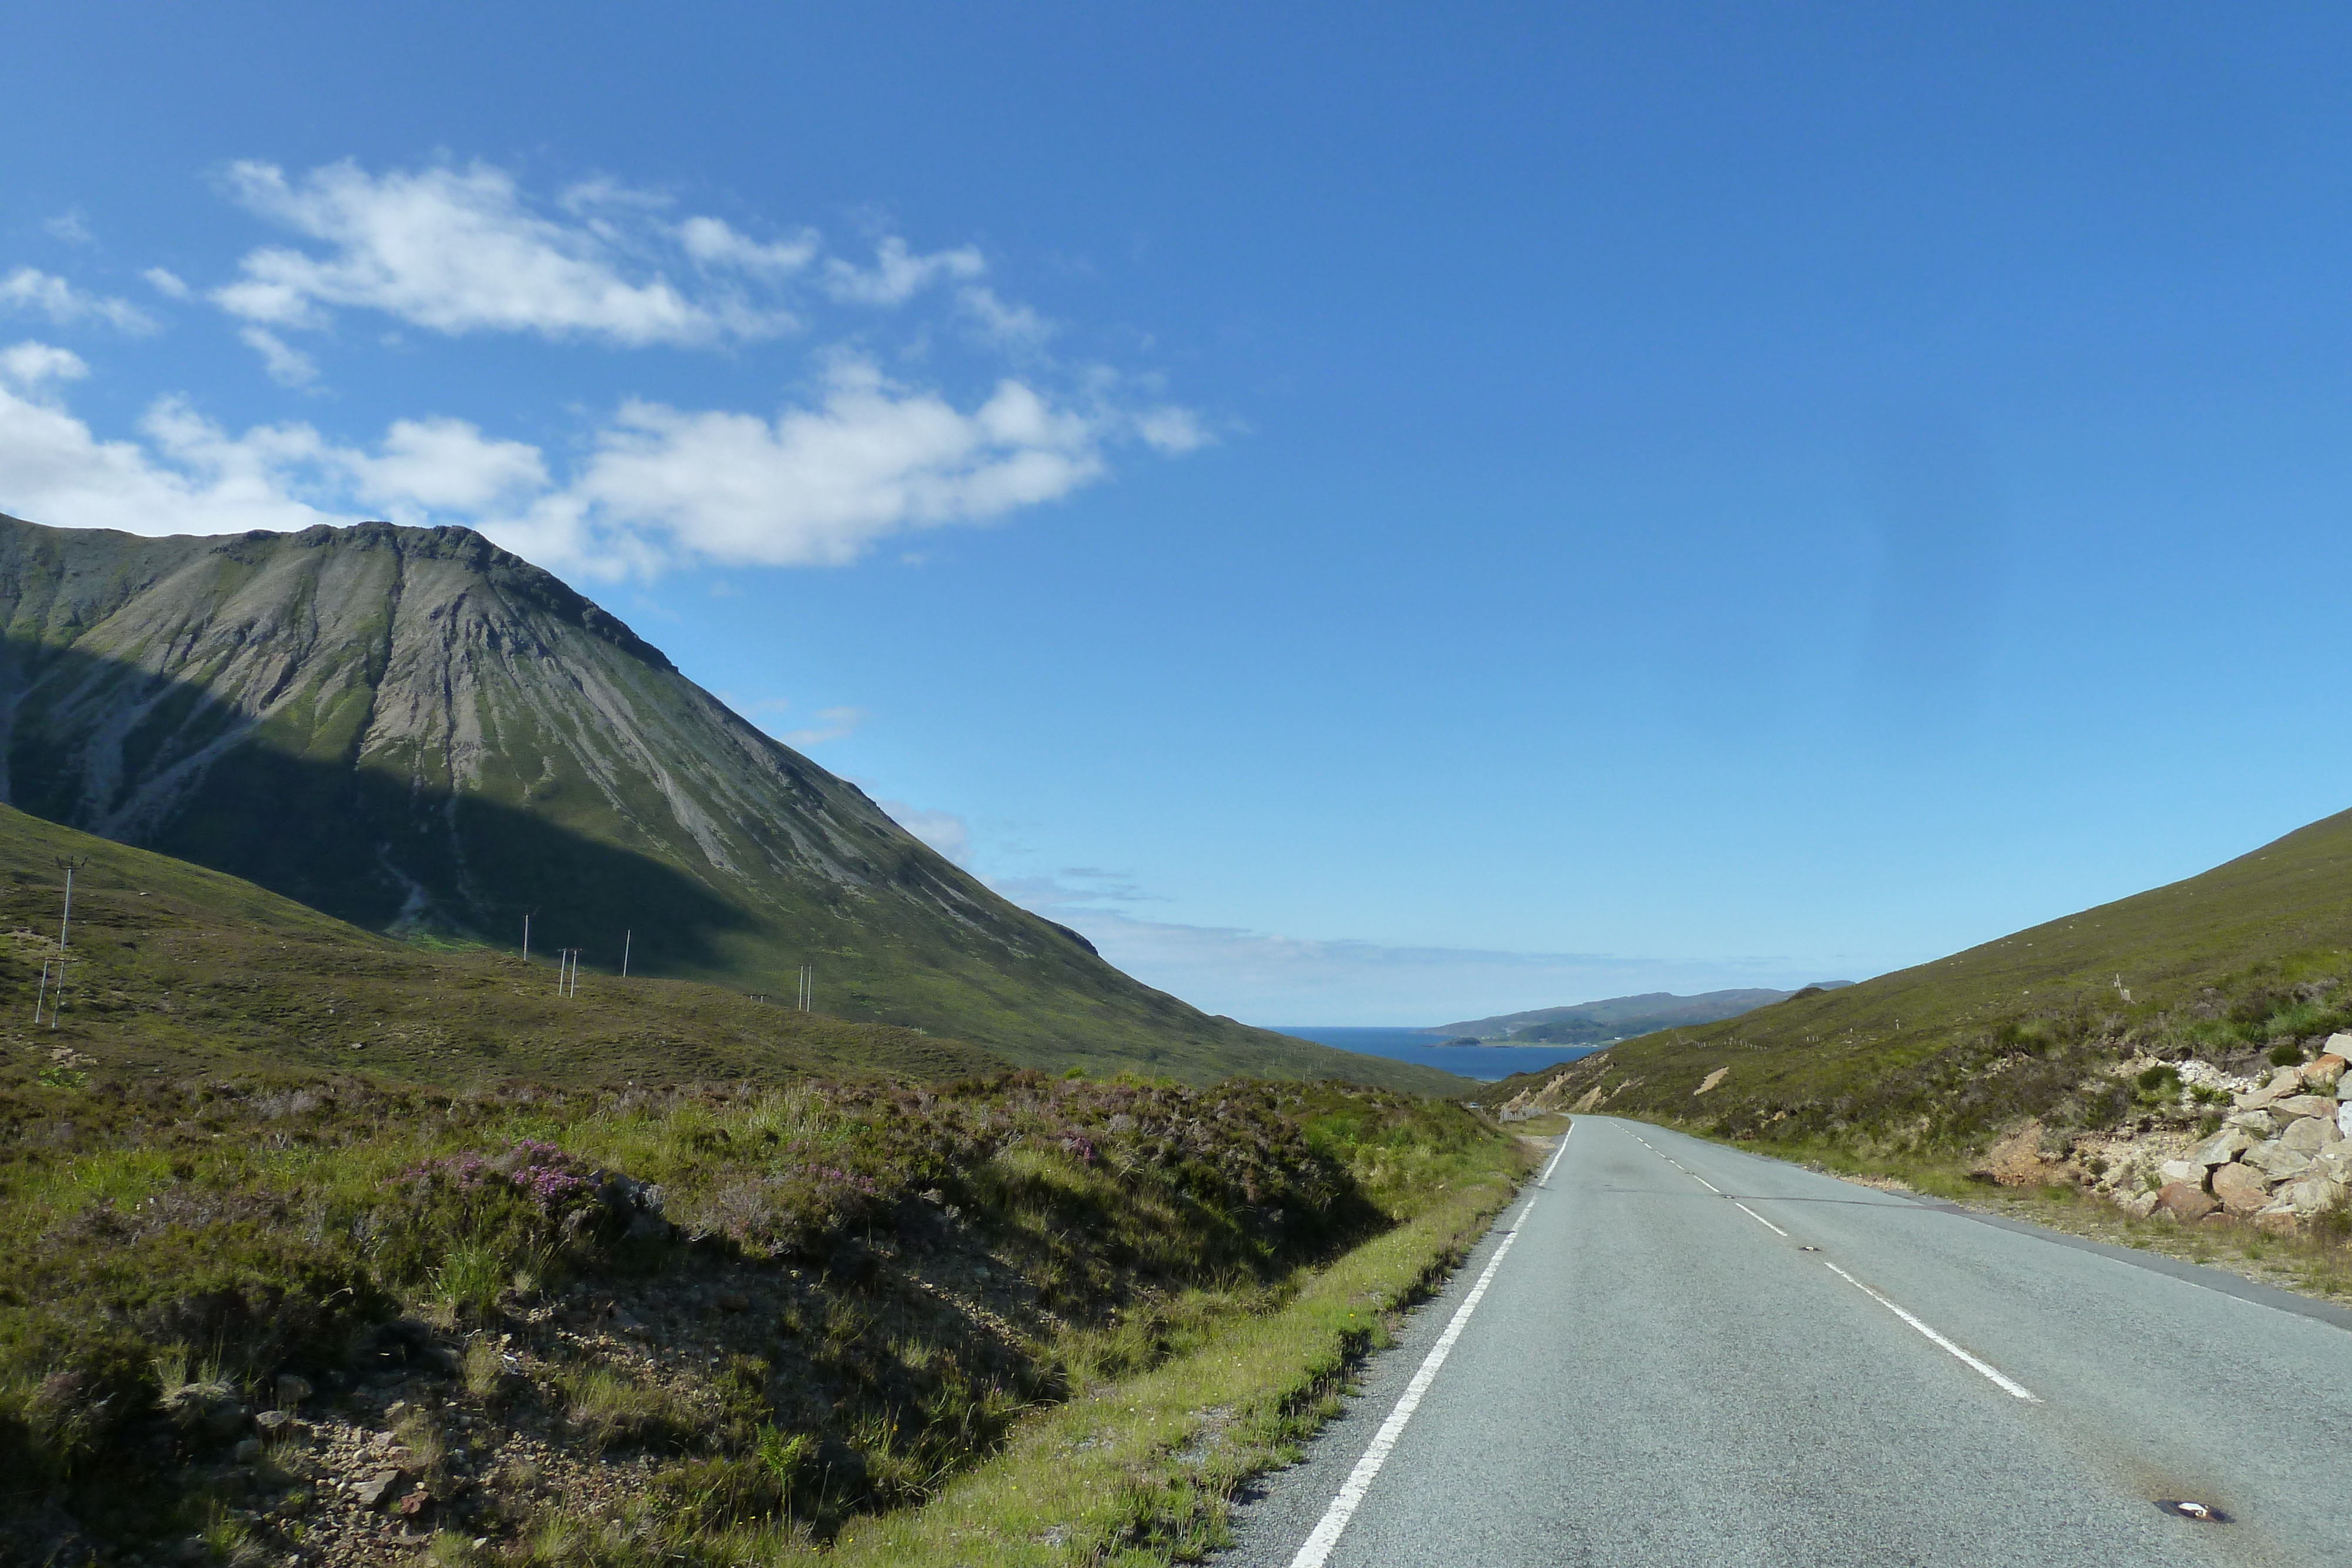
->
xmin=0 ymin=513 xmax=1457 ymax=1090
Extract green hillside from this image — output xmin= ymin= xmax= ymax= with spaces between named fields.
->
xmin=1498 ymin=805 xmax=2352 ymax=1145
xmin=0 ymin=803 xmax=1018 ymax=1089
xmin=0 ymin=515 xmax=1464 ymax=1094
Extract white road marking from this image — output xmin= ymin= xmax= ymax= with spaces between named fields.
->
xmin=1688 ymin=1172 xmax=1721 ymax=1194
xmin=1733 ymin=1202 xmax=1788 ymax=1236
xmin=1285 ymin=1214 xmax=1528 ymax=1567
xmin=1822 ymin=1261 xmax=2040 ymax=1402
xmin=1536 ymin=1119 xmax=1575 ymax=1188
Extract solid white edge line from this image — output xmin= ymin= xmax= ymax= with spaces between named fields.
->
xmin=1285 ymin=1222 xmax=1526 ymax=1568
xmin=1535 ymin=1118 xmax=1575 ymax=1188
xmin=1821 ymin=1261 xmax=2040 ymax=1402
xmin=1732 ymin=1201 xmax=1787 ymax=1236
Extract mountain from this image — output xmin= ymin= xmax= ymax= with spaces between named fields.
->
xmin=1492 ymin=805 xmax=2352 ymax=1142
xmin=0 ymin=513 xmax=1463 ymax=1092
xmin=1432 ymin=988 xmax=1823 ymax=1043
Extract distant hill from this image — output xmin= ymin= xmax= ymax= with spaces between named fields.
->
xmin=1432 ymin=988 xmax=1840 ymax=1044
xmin=1492 ymin=804 xmax=2352 ymax=1145
xmin=0 ymin=514 xmax=1462 ymax=1093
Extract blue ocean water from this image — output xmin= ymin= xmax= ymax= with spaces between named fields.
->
xmin=1274 ymin=1026 xmax=1599 ymax=1084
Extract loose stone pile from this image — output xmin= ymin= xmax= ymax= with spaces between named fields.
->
xmin=2126 ymin=1038 xmax=2352 ymax=1231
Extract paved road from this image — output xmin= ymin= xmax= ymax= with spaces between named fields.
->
xmin=1219 ymin=1115 xmax=2352 ymax=1567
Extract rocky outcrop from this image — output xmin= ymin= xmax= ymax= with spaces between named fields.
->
xmin=2096 ymin=1041 xmax=2350 ymax=1232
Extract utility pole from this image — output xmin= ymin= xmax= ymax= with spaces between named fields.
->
xmin=522 ymin=911 xmax=533 ymax=962
xmin=621 ymin=930 xmax=631 ymax=978
xmin=797 ymin=964 xmax=813 ymax=1012
xmin=32 ymin=959 xmax=49 ymax=1025
xmin=52 ymin=857 xmax=84 ymax=1029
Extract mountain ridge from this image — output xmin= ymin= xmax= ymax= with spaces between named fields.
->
xmin=0 ymin=513 xmax=1462 ymax=1091
xmin=1431 ymin=987 xmax=1829 ymax=1042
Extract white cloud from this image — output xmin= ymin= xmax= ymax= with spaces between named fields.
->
xmin=142 ymin=267 xmax=192 ymax=299
xmin=44 ymin=212 xmax=93 ymax=246
xmin=880 ymin=803 xmax=973 ymax=865
xmin=339 ymin=417 xmax=548 ymax=510
xmin=538 ymin=359 xmax=1107 ymax=570
xmin=0 ymin=268 xmax=157 ymax=333
xmin=212 ymin=159 xmax=786 ymax=346
xmin=239 ymin=326 xmax=318 ymax=387
xmin=778 ymin=706 xmax=865 ymax=748
xmin=1134 ymin=406 xmax=1210 ymax=453
xmin=823 ymin=237 xmax=985 ymax=305
xmin=0 ymin=358 xmax=1140 ymax=579
xmin=678 ymin=216 xmax=818 ymax=278
xmin=0 ymin=342 xmax=89 ymax=394
xmin=958 ymin=285 xmax=1054 ymax=347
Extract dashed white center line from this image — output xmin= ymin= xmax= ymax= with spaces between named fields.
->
xmin=1732 ymin=1202 xmax=1788 ymax=1236
xmin=1822 ymin=1261 xmax=2040 ymax=1402
xmin=1536 ymin=1119 xmax=1575 ymax=1188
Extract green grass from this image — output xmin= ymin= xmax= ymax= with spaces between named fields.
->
xmin=0 ymin=1066 xmax=1521 ymax=1563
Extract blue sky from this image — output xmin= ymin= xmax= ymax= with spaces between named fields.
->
xmin=5 ymin=5 xmax=2352 ymax=1024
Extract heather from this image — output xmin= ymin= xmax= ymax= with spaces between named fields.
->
xmin=0 ymin=1067 xmax=1512 ymax=1564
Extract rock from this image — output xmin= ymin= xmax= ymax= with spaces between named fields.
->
xmin=2157 ymin=1158 xmax=2207 ymax=1187
xmin=2211 ymin=1162 xmax=2271 ymax=1216
xmin=202 ymin=1403 xmax=250 ymax=1442
xmin=253 ymin=1409 xmax=292 ymax=1436
xmin=231 ymin=1436 xmax=262 ymax=1462
xmin=2243 ymin=1139 xmax=2316 ymax=1181
xmin=2340 ymin=1102 xmax=2352 ymax=1139
xmin=2326 ymin=1031 xmax=2352 ymax=1060
xmin=2153 ymin=1182 xmax=2218 ymax=1222
xmin=2117 ymin=1188 xmax=2160 ymax=1219
xmin=2187 ymin=1128 xmax=2253 ymax=1166
xmin=396 ymin=1488 xmax=434 ymax=1519
xmin=2304 ymin=1054 xmax=2347 ymax=1090
xmin=275 ymin=1373 xmax=313 ymax=1407
xmin=2271 ymin=1094 xmax=2335 ymax=1121
xmin=353 ymin=1469 xmax=406 ymax=1510
xmin=2226 ymin=1109 xmax=2280 ymax=1134
xmin=1969 ymin=1121 xmax=2049 ymax=1186
xmin=2254 ymin=1201 xmax=2301 ymax=1235
xmin=2280 ymin=1116 xmax=2337 ymax=1155
xmin=2283 ymin=1171 xmax=2348 ymax=1217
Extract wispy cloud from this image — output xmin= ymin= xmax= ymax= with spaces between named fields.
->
xmin=142 ymin=267 xmax=192 ymax=300
xmin=779 ymin=706 xmax=864 ymax=748
xmin=44 ymin=212 xmax=93 ymax=246
xmin=1 ymin=268 xmax=156 ymax=333
xmin=880 ymin=802 xmax=974 ymax=865
xmin=1045 ymin=910 xmax=1835 ymax=1027
xmin=823 ymin=236 xmax=984 ymax=306
xmin=0 ymin=341 xmax=90 ymax=394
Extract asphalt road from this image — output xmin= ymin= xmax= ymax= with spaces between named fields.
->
xmin=1218 ymin=1115 xmax=2352 ymax=1567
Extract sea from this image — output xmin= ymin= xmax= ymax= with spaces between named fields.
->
xmin=1274 ymin=1026 xmax=1602 ymax=1084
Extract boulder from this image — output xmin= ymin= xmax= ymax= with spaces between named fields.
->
xmin=274 ymin=1373 xmax=312 ymax=1407
xmin=2279 ymin=1116 xmax=2337 ymax=1155
xmin=2153 ymin=1182 xmax=2218 ymax=1222
xmin=2304 ymin=1054 xmax=2347 ymax=1091
xmin=2226 ymin=1109 xmax=2281 ymax=1134
xmin=1968 ymin=1121 xmax=2049 ymax=1186
xmin=2157 ymin=1158 xmax=2207 ymax=1188
xmin=2327 ymin=1031 xmax=2352 ymax=1059
xmin=2187 ymin=1128 xmax=2253 ymax=1166
xmin=2282 ymin=1171 xmax=2348 ymax=1218
xmin=2270 ymin=1094 xmax=2336 ymax=1121
xmin=2254 ymin=1201 xmax=2302 ymax=1235
xmin=2243 ymin=1139 xmax=2316 ymax=1182
xmin=2341 ymin=1102 xmax=2352 ymax=1139
xmin=2211 ymin=1161 xmax=2272 ymax=1217
xmin=353 ymin=1470 xmax=407 ymax=1510
xmin=2117 ymin=1189 xmax=2160 ymax=1219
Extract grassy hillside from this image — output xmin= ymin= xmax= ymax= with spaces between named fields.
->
xmin=0 ymin=804 xmax=1008 ymax=1091
xmin=0 ymin=516 xmax=1463 ymax=1093
xmin=1497 ymin=805 xmax=2352 ymax=1146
